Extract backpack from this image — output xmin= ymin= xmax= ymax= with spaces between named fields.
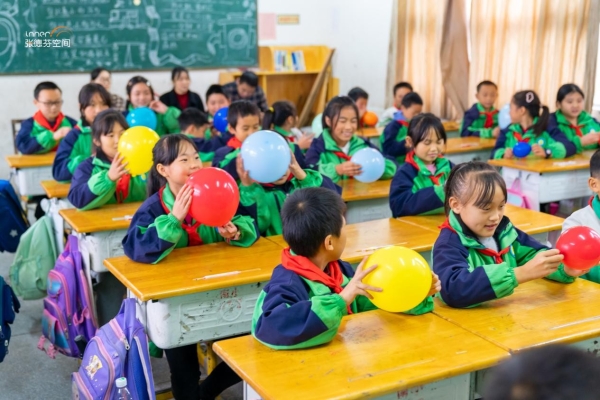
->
xmin=72 ymin=298 xmax=155 ymax=400
xmin=0 ymin=276 xmax=20 ymax=363
xmin=507 ymin=178 xmax=531 ymax=210
xmin=38 ymin=235 xmax=97 ymax=359
xmin=0 ymin=180 xmax=29 ymax=253
xmin=9 ymin=215 xmax=59 ymax=300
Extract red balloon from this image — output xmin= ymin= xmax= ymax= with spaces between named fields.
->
xmin=556 ymin=226 xmax=600 ymax=270
xmin=187 ymin=168 xmax=240 ymax=227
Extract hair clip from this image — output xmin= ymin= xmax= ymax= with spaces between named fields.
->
xmin=526 ymin=92 xmax=535 ymax=103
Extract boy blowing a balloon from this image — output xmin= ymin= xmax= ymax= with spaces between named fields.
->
xmin=251 ymin=187 xmax=439 ymax=350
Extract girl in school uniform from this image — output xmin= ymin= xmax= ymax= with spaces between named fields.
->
xmin=262 ymin=100 xmax=314 ymax=151
xmin=491 ymin=90 xmax=576 ymax=160
xmin=305 ymin=96 xmax=397 ymax=184
xmin=547 ymin=84 xmax=600 ymax=153
xmin=432 ymin=162 xmax=587 ymax=309
xmin=52 ymin=83 xmax=111 ymax=182
xmin=124 ymin=76 xmax=181 ymax=136
xmin=389 ymin=113 xmax=454 ymax=218
xmin=68 ymin=110 xmax=147 ymax=210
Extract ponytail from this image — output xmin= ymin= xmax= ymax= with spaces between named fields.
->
xmin=512 ymin=90 xmax=548 ymax=136
xmin=262 ymin=101 xmax=297 ymax=130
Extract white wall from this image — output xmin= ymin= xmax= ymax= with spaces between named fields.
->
xmin=0 ymin=0 xmax=393 ymax=178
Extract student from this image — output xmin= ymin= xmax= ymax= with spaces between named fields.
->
xmin=389 ymin=113 xmax=453 ymax=217
xmin=124 ymin=76 xmax=181 ymax=136
xmin=348 ymin=87 xmax=369 ymax=122
xmin=492 ymin=90 xmax=576 ymax=159
xmin=460 ymin=80 xmax=500 ymax=138
xmin=90 ymin=67 xmax=126 ymax=111
xmin=306 ymin=96 xmax=397 ymax=184
xmin=561 ymin=149 xmax=600 ymax=283
xmin=380 ymin=92 xmax=423 ymax=164
xmin=432 ymin=162 xmax=585 ymax=309
xmin=252 ymin=187 xmax=440 ymax=349
xmin=381 ymin=82 xmax=413 ymax=124
xmin=68 ymin=110 xmax=146 ymax=210
xmin=212 ymin=100 xmax=262 ymax=181
xmin=484 ymin=345 xmax=600 ymax=400
xmin=547 ymin=83 xmax=600 ymax=153
xmin=205 ymin=84 xmax=231 ymax=142
xmin=237 ymin=150 xmax=340 ymax=237
xmin=159 ymin=66 xmax=205 ymax=112
xmin=177 ymin=108 xmax=222 ymax=162
xmin=262 ymin=100 xmax=314 ymax=151
xmin=16 ymin=82 xmax=77 ymax=154
xmin=52 ymin=83 xmax=111 ymax=182
xmin=222 ymin=71 xmax=268 ymax=112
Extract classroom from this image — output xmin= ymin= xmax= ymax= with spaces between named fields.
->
xmin=2 ymin=0 xmax=600 ymax=399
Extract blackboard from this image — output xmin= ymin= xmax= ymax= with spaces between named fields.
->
xmin=0 ymin=0 xmax=257 ymax=74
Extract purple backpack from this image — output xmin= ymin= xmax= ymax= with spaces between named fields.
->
xmin=72 ymin=298 xmax=155 ymax=400
xmin=38 ymin=235 xmax=97 ymax=358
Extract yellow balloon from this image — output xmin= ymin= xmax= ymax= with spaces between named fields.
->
xmin=362 ymin=246 xmax=432 ymax=312
xmin=117 ymin=126 xmax=160 ymax=176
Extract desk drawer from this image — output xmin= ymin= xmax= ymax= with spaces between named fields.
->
xmin=83 ymin=230 xmax=128 ymax=272
xmin=16 ymin=167 xmax=53 ymax=197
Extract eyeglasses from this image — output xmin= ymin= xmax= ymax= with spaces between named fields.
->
xmin=38 ymin=100 xmax=63 ymax=108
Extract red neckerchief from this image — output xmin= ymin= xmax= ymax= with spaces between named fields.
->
xmin=115 ymin=173 xmax=131 ymax=203
xmin=158 ymin=187 xmax=203 ymax=246
xmin=33 ymin=110 xmax=65 ymax=132
xmin=227 ymin=137 xmax=243 ymax=149
xmin=569 ymin=123 xmax=585 ymax=138
xmin=512 ymin=126 xmax=534 ymax=143
xmin=479 ymin=109 xmax=499 ymax=129
xmin=281 ymin=248 xmax=352 ymax=314
xmin=397 ymin=119 xmax=409 ymax=128
xmin=439 ymin=218 xmax=509 ymax=263
xmin=261 ymin=173 xmax=294 ymax=188
xmin=589 ymin=196 xmax=594 ymax=207
xmin=332 ymin=151 xmax=351 ymax=161
xmin=405 ymin=151 xmax=444 ymax=185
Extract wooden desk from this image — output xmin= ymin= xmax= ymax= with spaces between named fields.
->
xmin=488 ymin=152 xmax=592 ymax=211
xmin=341 ymin=179 xmax=392 ymax=223
xmin=5 ymin=152 xmax=56 ymax=196
xmin=40 ymin=180 xmax=70 ymax=199
xmin=359 ymin=126 xmax=383 ymax=139
xmin=445 ymin=137 xmax=495 ymax=164
xmin=104 ymin=238 xmax=284 ymax=348
xmin=443 ymin=120 xmax=460 ymax=132
xmin=214 ymin=311 xmax=509 ymax=400
xmin=267 ymin=218 xmax=440 ymax=265
xmin=434 ymin=278 xmax=600 ymax=354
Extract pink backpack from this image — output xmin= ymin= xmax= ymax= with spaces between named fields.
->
xmin=507 ymin=178 xmax=531 ymax=209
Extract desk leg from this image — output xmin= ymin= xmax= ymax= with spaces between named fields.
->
xmin=243 ymin=382 xmax=262 ymax=400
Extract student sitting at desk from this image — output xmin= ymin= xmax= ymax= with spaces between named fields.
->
xmin=177 ymin=108 xmax=220 ymax=162
xmin=432 ymin=162 xmax=586 ymax=309
xmin=305 ymin=96 xmax=397 ymax=183
xmin=380 ymin=81 xmax=413 ymax=126
xmin=380 ymin=92 xmax=423 ymax=164
xmin=263 ymin=100 xmax=314 ymax=152
xmin=52 ymin=83 xmax=111 ymax=182
xmin=68 ymin=110 xmax=147 ymax=210
xmin=460 ymin=80 xmax=500 ymax=139
xmin=348 ymin=87 xmax=369 ymax=127
xmin=252 ymin=187 xmax=439 ymax=349
xmin=16 ymin=81 xmax=77 ymax=154
xmin=389 ymin=113 xmax=453 ymax=217
xmin=547 ymin=84 xmax=600 ymax=154
xmin=491 ymin=90 xmax=576 ymax=160
xmin=205 ymin=84 xmax=231 ymax=143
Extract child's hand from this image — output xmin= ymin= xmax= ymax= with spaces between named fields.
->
xmin=335 ymin=161 xmax=362 ymax=177
xmin=149 ymin=100 xmax=168 ymax=114
xmin=515 ymin=249 xmax=564 ymax=283
xmin=297 ymin=133 xmax=314 ymax=150
xmin=108 ymin=153 xmax=129 ymax=182
xmin=236 ymin=154 xmax=253 ymax=187
xmin=209 ymin=126 xmax=221 ymax=138
xmin=53 ymin=126 xmax=71 ymax=141
xmin=492 ymin=127 xmax=500 ymax=138
xmin=172 ymin=184 xmax=192 ymax=222
xmin=427 ymin=272 xmax=441 ymax=297
xmin=218 ymin=222 xmax=240 ymax=241
xmin=289 ymin=151 xmax=306 ymax=180
xmin=563 ymin=266 xmax=592 ymax=278
xmin=503 ymin=148 xmax=513 ymax=159
xmin=531 ymin=144 xmax=546 ymax=158
xmin=339 ymin=257 xmax=381 ymax=306
xmin=580 ymin=132 xmax=600 ymax=146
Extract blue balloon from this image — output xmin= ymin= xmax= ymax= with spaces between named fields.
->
xmin=311 ymin=113 xmax=323 ymax=138
xmin=351 ymin=148 xmax=385 ymax=183
xmin=241 ymin=130 xmax=292 ymax=183
xmin=513 ymin=142 xmax=532 ymax=158
xmin=213 ymin=107 xmax=229 ymax=134
xmin=126 ymin=107 xmax=157 ymax=130
xmin=498 ymin=104 xmax=511 ymax=129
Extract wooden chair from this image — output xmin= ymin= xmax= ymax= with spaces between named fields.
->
xmin=11 ymin=119 xmax=23 ymax=154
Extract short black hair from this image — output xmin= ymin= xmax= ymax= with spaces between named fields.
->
xmin=171 ymin=66 xmax=189 ymax=81
xmin=401 ymin=92 xmax=423 ymax=108
xmin=90 ymin=67 xmax=109 ymax=81
xmin=206 ymin=84 xmax=228 ymax=102
xmin=477 ymin=80 xmax=498 ymax=92
xmin=348 ymin=87 xmax=369 ymax=101
xmin=34 ymin=81 xmax=61 ymax=99
xmin=178 ymin=108 xmax=209 ymax=132
xmin=282 ymin=188 xmax=346 ymax=258
xmin=239 ymin=71 xmax=259 ymax=88
xmin=408 ymin=113 xmax=447 ymax=147
xmin=228 ymin=100 xmax=261 ymax=129
xmin=591 ymin=149 xmax=600 ymax=178
xmin=556 ymin=83 xmax=585 ymax=103
xmin=484 ymin=345 xmax=600 ymax=400
xmin=393 ymin=82 xmax=413 ymax=95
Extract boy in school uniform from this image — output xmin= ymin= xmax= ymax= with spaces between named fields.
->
xmin=178 ymin=108 xmax=222 ymax=162
xmin=381 ymin=82 xmax=413 ymax=125
xmin=380 ymin=92 xmax=423 ymax=164
xmin=348 ymin=87 xmax=369 ymax=124
xmin=205 ymin=84 xmax=231 ymax=143
xmin=251 ymin=187 xmax=440 ymax=349
xmin=16 ymin=82 xmax=77 ymax=154
xmin=460 ymin=81 xmax=500 ymax=138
